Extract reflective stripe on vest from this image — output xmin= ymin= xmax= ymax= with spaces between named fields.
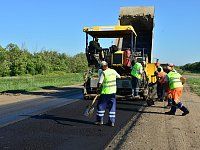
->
xmin=167 ymin=71 xmax=183 ymax=89
xmin=101 ymin=69 xmax=117 ymax=94
xmin=131 ymin=62 xmax=142 ymax=79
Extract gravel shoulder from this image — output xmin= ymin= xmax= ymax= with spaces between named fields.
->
xmin=108 ymin=84 xmax=200 ymax=150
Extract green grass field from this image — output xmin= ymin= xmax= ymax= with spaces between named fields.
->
xmin=0 ymin=72 xmax=84 ymax=93
xmin=187 ymin=75 xmax=200 ymax=96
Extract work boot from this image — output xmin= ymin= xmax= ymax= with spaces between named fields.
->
xmin=180 ymin=106 xmax=189 ymax=116
xmin=165 ymin=106 xmax=176 ymax=115
xmin=110 ymin=122 xmax=115 ymax=127
xmin=134 ymin=95 xmax=140 ymax=99
xmin=107 ymin=122 xmax=115 ymax=127
xmin=94 ymin=120 xmax=103 ymax=125
xmin=165 ymin=111 xmax=175 ymax=115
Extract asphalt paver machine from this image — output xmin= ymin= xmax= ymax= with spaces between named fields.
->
xmin=83 ymin=6 xmax=157 ymax=102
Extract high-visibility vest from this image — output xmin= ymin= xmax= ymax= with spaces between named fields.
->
xmin=131 ymin=62 xmax=142 ymax=79
xmin=101 ymin=68 xmax=117 ymax=94
xmin=167 ymin=71 xmax=183 ymax=90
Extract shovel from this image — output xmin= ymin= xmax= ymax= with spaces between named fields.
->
xmin=83 ymin=94 xmax=99 ymax=117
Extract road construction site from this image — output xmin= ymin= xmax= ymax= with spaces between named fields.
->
xmin=0 ymin=6 xmax=199 ymax=150
xmin=0 ymin=83 xmax=199 ymax=150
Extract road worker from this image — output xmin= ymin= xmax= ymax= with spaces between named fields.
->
xmin=95 ymin=61 xmax=121 ymax=127
xmin=165 ymin=64 xmax=189 ymax=116
xmin=87 ymin=37 xmax=103 ymax=67
xmin=131 ymin=58 xmax=143 ymax=98
xmin=155 ymin=62 xmax=163 ymax=72
xmin=155 ymin=65 xmax=167 ymax=101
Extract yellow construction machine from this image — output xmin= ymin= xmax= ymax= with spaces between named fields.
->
xmin=83 ymin=6 xmax=157 ymax=102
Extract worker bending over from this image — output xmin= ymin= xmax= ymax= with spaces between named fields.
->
xmin=131 ymin=58 xmax=143 ymax=98
xmin=96 ymin=61 xmax=121 ymax=126
xmin=155 ymin=64 xmax=167 ymax=101
xmin=165 ymin=64 xmax=189 ymax=116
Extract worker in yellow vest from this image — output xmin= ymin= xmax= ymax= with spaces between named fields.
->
xmin=95 ymin=61 xmax=121 ymax=127
xmin=165 ymin=64 xmax=189 ymax=116
xmin=131 ymin=59 xmax=143 ymax=98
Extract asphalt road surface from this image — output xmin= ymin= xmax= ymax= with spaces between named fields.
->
xmin=0 ymin=88 xmax=82 ymax=128
xmin=0 ymin=89 xmax=145 ymax=150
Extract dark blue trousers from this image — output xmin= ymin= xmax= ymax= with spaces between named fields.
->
xmin=96 ymin=94 xmax=116 ymax=123
xmin=131 ymin=76 xmax=140 ymax=96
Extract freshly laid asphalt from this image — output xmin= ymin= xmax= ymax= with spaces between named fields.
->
xmin=0 ymin=95 xmax=146 ymax=150
xmin=0 ymin=89 xmax=82 ymax=128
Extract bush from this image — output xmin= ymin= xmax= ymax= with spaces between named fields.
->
xmin=181 ymin=62 xmax=200 ymax=73
xmin=0 ymin=43 xmax=88 ymax=77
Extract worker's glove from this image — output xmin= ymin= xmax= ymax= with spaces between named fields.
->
xmin=167 ymin=93 xmax=172 ymax=99
xmin=171 ymin=100 xmax=176 ymax=106
xmin=180 ymin=77 xmax=186 ymax=85
xmin=97 ymin=83 xmax=102 ymax=94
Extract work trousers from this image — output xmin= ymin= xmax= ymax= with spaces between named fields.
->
xmin=131 ymin=76 xmax=140 ymax=96
xmin=157 ymin=83 xmax=166 ymax=101
xmin=96 ymin=94 xmax=116 ymax=123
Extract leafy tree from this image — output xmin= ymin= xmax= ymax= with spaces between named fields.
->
xmin=0 ymin=43 xmax=88 ymax=76
xmin=0 ymin=46 xmax=11 ymax=76
xmin=71 ymin=53 xmax=88 ymax=73
xmin=181 ymin=62 xmax=200 ymax=73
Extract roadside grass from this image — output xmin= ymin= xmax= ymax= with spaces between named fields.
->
xmin=187 ymin=75 xmax=200 ymax=96
xmin=0 ymin=72 xmax=84 ymax=93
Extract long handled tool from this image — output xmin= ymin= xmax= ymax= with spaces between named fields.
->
xmin=83 ymin=94 xmax=99 ymax=117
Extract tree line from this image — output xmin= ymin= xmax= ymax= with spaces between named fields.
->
xmin=180 ymin=61 xmax=200 ymax=73
xmin=0 ymin=43 xmax=88 ymax=77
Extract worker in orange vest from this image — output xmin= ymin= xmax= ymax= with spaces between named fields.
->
xmin=165 ymin=64 xmax=189 ymax=116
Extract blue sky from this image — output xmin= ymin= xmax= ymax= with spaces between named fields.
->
xmin=0 ymin=0 xmax=199 ymax=65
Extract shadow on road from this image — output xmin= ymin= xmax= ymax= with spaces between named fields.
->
xmin=117 ymin=106 xmax=166 ymax=115
xmin=28 ymin=114 xmax=95 ymax=126
xmin=117 ymin=101 xmax=147 ymax=107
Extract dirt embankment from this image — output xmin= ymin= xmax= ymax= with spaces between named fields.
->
xmin=109 ymin=84 xmax=200 ymax=150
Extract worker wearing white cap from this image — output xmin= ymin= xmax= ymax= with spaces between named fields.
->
xmin=95 ymin=61 xmax=121 ymax=127
xmin=165 ymin=63 xmax=189 ymax=116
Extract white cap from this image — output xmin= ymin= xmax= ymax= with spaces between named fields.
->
xmin=101 ymin=61 xmax=108 ymax=66
xmin=168 ymin=63 xmax=174 ymax=67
